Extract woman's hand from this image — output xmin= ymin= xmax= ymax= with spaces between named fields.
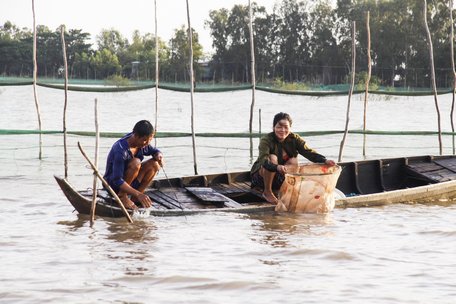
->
xmin=325 ymin=159 xmax=336 ymax=166
xmin=277 ymin=165 xmax=287 ymax=174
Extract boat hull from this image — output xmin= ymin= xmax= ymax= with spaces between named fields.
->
xmin=337 ymin=179 xmax=456 ymax=208
xmin=55 ymin=155 xmax=456 ymax=218
xmin=55 ymin=176 xmax=275 ymax=217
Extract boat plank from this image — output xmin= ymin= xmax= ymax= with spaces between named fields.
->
xmin=212 ymin=183 xmax=245 ymax=195
xmin=147 ymin=189 xmax=187 ymax=209
xmin=212 ymin=181 xmax=262 ymax=196
xmin=434 ymin=158 xmax=456 ymax=174
xmin=407 ymin=160 xmax=456 ymax=183
xmin=186 ymin=187 xmax=243 ymax=208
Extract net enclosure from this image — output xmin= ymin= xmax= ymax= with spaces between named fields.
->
xmin=276 ymin=163 xmax=342 ymax=213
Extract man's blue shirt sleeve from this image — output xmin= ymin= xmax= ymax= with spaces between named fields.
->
xmin=143 ymin=145 xmax=160 ymax=157
xmin=111 ymin=148 xmax=127 ymax=188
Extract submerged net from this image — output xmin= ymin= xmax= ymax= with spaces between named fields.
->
xmin=276 ymin=163 xmax=342 ymax=213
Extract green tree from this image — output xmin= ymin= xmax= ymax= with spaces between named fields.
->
xmin=96 ymin=28 xmax=128 ymax=54
xmin=206 ymin=4 xmax=267 ymax=83
xmin=120 ymin=30 xmax=169 ymax=80
xmin=91 ymin=48 xmax=121 ymax=79
xmin=308 ymin=1 xmax=343 ymax=84
xmin=73 ymin=51 xmax=92 ymax=79
xmin=250 ymin=4 xmax=275 ymax=83
xmin=206 ymin=8 xmax=229 ymax=80
xmin=64 ymin=28 xmax=92 ymax=78
xmin=168 ymin=25 xmax=203 ymax=82
xmin=0 ymin=22 xmax=33 ymax=75
xmin=34 ymin=25 xmax=61 ymax=78
xmin=275 ymin=0 xmax=310 ymax=82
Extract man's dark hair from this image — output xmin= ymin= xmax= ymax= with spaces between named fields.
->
xmin=273 ymin=112 xmax=292 ymax=127
xmin=133 ymin=120 xmax=154 ymax=137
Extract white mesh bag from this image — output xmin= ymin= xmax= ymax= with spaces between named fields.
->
xmin=276 ymin=163 xmax=342 ymax=213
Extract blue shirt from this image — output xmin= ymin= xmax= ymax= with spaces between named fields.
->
xmin=103 ymin=132 xmax=160 ymax=189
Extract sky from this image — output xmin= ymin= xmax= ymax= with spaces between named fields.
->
xmin=0 ymin=0 xmax=277 ymax=54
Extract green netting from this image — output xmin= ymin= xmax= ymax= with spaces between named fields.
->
xmin=1 ymin=129 xmax=455 ymax=138
xmin=0 ymin=81 xmax=33 ymax=86
xmin=37 ymin=82 xmax=155 ymax=92
xmin=256 ymin=86 xmax=365 ymax=96
xmin=0 ymin=77 xmax=455 ymax=96
xmin=369 ymin=88 xmax=453 ymax=96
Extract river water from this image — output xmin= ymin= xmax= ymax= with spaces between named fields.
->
xmin=1 ymin=85 xmax=456 ymax=303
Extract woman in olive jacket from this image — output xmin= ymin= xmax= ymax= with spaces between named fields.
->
xmin=250 ymin=112 xmax=336 ymax=204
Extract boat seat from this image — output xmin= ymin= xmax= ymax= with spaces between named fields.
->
xmin=356 ymin=160 xmax=385 ymax=194
xmin=336 ymin=160 xmax=385 ymax=195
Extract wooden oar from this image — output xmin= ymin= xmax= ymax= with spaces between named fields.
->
xmin=77 ymin=141 xmax=133 ymax=223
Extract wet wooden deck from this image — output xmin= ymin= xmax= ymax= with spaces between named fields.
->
xmin=144 ymin=181 xmax=265 ymax=210
xmin=406 ymin=157 xmax=456 ymax=183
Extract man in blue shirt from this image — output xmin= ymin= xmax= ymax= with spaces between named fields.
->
xmin=103 ymin=120 xmax=163 ymax=209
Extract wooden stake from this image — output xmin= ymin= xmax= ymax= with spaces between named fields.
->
xmin=362 ymin=11 xmax=371 ymax=157
xmin=423 ymin=0 xmax=443 ymax=155
xmin=90 ymin=98 xmax=99 ymax=226
xmin=31 ymin=0 xmax=43 ymax=159
xmin=154 ymin=0 xmax=159 ymax=137
xmin=248 ymin=5 xmax=256 ymax=121
xmin=450 ymin=0 xmax=456 ymax=154
xmin=259 ymin=108 xmax=262 ymax=137
xmin=60 ymin=25 xmax=69 ymax=178
xmin=248 ymin=0 xmax=256 ymax=160
xmin=338 ymin=21 xmax=356 ymax=162
xmin=78 ymin=141 xmax=133 ymax=223
xmin=186 ymin=0 xmax=198 ymax=175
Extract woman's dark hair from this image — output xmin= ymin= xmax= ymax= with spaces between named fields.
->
xmin=273 ymin=112 xmax=292 ymax=127
xmin=133 ymin=120 xmax=154 ymax=137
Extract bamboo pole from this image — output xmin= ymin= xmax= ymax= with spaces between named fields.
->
xmin=60 ymin=25 xmax=69 ymax=178
xmin=338 ymin=21 xmax=356 ymax=163
xmin=186 ymin=0 xmax=198 ymax=175
xmin=248 ymin=0 xmax=256 ymax=159
xmin=259 ymin=108 xmax=262 ymax=137
xmin=31 ymin=0 xmax=43 ymax=159
xmin=423 ymin=0 xmax=443 ymax=155
xmin=450 ymin=0 xmax=456 ymax=154
xmin=362 ymin=11 xmax=371 ymax=157
xmin=78 ymin=141 xmax=133 ymax=223
xmin=90 ymin=98 xmax=100 ymax=226
xmin=154 ymin=0 xmax=159 ymax=136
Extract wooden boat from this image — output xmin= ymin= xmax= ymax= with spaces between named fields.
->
xmin=55 ymin=155 xmax=456 ymax=218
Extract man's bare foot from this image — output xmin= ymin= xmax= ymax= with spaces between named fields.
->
xmin=262 ymin=191 xmax=278 ymax=204
xmin=119 ymin=195 xmax=138 ymax=210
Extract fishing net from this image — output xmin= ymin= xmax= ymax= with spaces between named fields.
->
xmin=276 ymin=163 xmax=342 ymax=213
xmin=1 ymin=77 xmax=451 ymax=96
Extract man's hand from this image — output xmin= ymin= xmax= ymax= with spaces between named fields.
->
xmin=154 ymin=152 xmax=164 ymax=167
xmin=135 ymin=193 xmax=152 ymax=208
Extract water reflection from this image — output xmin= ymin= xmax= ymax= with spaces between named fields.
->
xmin=58 ymin=214 xmax=157 ymax=276
xmin=57 ymin=214 xmax=90 ymax=231
xmin=247 ymin=212 xmax=333 ymax=248
xmin=58 ymin=214 xmax=157 ymax=244
xmin=105 ymin=218 xmax=157 ymax=244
